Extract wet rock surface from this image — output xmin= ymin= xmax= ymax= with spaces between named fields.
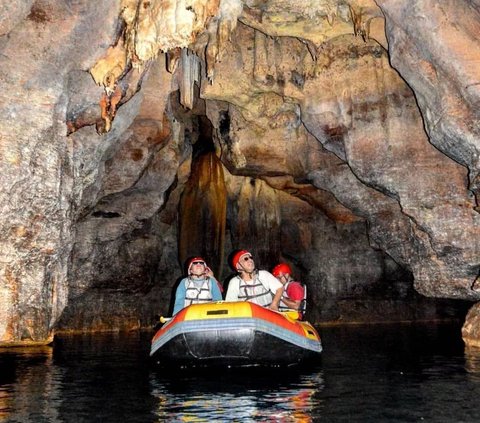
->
xmin=0 ymin=0 xmax=478 ymax=345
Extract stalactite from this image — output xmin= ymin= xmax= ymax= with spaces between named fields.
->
xmin=233 ymin=178 xmax=282 ymax=269
xmin=130 ymin=0 xmax=221 ymax=62
xmin=179 ymin=48 xmax=200 ymax=109
xmin=97 ymin=86 xmax=122 ymax=133
xmin=217 ymin=17 xmax=231 ymax=51
xmin=89 ymin=38 xmax=128 ymax=133
xmin=205 ymin=21 xmax=219 ymax=83
xmin=253 ymin=29 xmax=268 ymax=83
xmin=90 ymin=38 xmax=127 ymax=95
xmin=267 ymin=36 xmax=277 ymax=82
xmin=326 ymin=11 xmax=336 ymax=27
xmin=349 ymin=6 xmax=367 ymax=41
xmin=272 ymin=36 xmax=283 ymax=84
xmin=166 ymin=47 xmax=182 ymax=73
xmin=204 ymin=0 xmax=243 ymax=83
xmin=299 ymin=38 xmax=318 ymax=62
xmin=179 ymin=151 xmax=227 ymax=279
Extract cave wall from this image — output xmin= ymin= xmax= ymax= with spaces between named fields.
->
xmin=202 ymin=21 xmax=479 ymax=300
xmin=0 ymin=0 xmax=122 ymax=344
xmin=0 ymin=0 xmax=478 ymax=344
xmin=378 ymin=0 xmax=480 ymax=197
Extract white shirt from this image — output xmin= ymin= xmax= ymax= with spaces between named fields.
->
xmin=226 ymin=270 xmax=282 ymax=302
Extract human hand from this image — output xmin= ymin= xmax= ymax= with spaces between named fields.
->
xmin=205 ymin=266 xmax=214 ymax=277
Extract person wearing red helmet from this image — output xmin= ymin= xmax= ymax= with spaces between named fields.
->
xmin=225 ymin=250 xmax=284 ymax=310
xmin=172 ymin=256 xmax=223 ymax=315
xmin=272 ymin=263 xmax=306 ymax=319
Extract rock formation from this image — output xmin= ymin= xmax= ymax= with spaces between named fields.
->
xmin=0 ymin=0 xmax=478 ymax=345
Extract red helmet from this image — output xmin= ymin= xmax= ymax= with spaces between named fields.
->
xmin=231 ymin=250 xmax=252 ymax=269
xmin=187 ymin=256 xmax=206 ymax=274
xmin=272 ymin=263 xmax=292 ymax=278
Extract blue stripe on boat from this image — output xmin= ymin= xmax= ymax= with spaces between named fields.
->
xmin=150 ymin=318 xmax=322 ymax=356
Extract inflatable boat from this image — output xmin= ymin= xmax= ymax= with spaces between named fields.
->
xmin=150 ymin=301 xmax=322 ymax=367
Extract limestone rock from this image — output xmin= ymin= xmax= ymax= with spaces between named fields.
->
xmin=463 ymin=302 xmax=480 ymax=348
xmin=0 ymin=0 xmax=120 ymax=344
xmin=1 ymin=0 xmax=479 ymax=344
xmin=377 ymin=0 xmax=480 ymax=196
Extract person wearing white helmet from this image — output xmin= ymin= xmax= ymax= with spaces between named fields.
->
xmin=225 ymin=250 xmax=283 ymax=310
xmin=172 ymin=256 xmax=223 ymax=315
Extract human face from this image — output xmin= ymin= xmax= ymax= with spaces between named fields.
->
xmin=190 ymin=261 xmax=206 ymax=276
xmin=238 ymin=254 xmax=255 ymax=272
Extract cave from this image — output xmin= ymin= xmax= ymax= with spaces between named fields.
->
xmin=1 ymin=0 xmax=480 ymax=349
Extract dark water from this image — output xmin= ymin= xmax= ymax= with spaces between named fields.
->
xmin=1 ymin=322 xmax=480 ymax=422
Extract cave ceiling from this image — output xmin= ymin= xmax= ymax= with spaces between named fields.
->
xmin=0 ymin=0 xmax=479 ymax=344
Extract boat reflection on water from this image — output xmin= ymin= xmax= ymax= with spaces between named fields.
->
xmin=150 ymin=365 xmax=325 ymax=422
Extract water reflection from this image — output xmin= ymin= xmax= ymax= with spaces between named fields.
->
xmin=0 ymin=346 xmax=63 ymax=423
xmin=0 ymin=387 xmax=12 ymax=422
xmin=150 ymin=367 xmax=324 ymax=422
xmin=464 ymin=345 xmax=480 ymax=380
xmin=1 ymin=324 xmax=480 ymax=422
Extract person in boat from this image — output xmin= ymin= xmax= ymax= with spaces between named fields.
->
xmin=172 ymin=257 xmax=223 ymax=315
xmin=272 ymin=262 xmax=307 ymax=319
xmin=225 ymin=250 xmax=284 ymax=310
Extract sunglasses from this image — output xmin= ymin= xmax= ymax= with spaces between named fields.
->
xmin=192 ymin=261 xmax=205 ymax=266
xmin=243 ymin=256 xmax=253 ymax=262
